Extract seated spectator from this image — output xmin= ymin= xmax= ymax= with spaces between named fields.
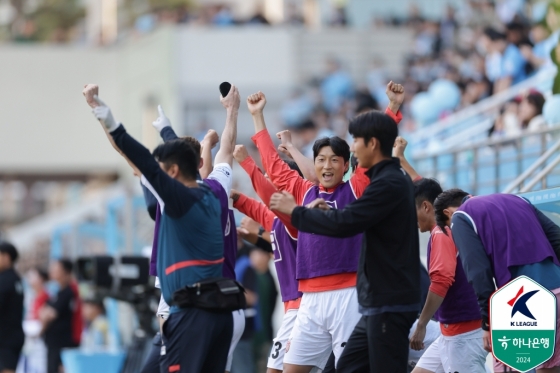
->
xmin=519 ymin=90 xmax=546 ymax=131
xmin=483 ymin=27 xmax=528 ymax=92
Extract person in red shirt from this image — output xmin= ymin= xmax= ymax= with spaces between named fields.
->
xmin=231 ymin=144 xmax=305 ymax=373
xmin=246 ymin=83 xmax=404 ymax=373
xmin=28 ymin=268 xmax=49 ymax=320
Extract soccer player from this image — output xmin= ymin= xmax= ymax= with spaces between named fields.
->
xmin=231 ymin=144 xmax=313 ymax=373
xmin=433 ymin=190 xmax=560 ymax=373
xmin=88 ymin=91 xmax=234 ymax=373
xmin=269 ymin=108 xmax=419 ymax=373
xmin=248 ymin=85 xmax=403 ymax=373
xmin=147 ymin=106 xmax=244 ymax=373
xmin=409 ymin=178 xmax=487 ymax=373
xmin=0 ymin=242 xmax=24 ymax=373
xmin=393 ymin=138 xmax=488 ymax=372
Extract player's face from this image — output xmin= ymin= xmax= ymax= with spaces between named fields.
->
xmin=351 ymin=137 xmax=374 ymax=169
xmin=0 ymin=252 xmax=9 ymax=270
xmin=314 ymin=146 xmax=348 ymax=189
xmin=416 ymin=201 xmax=434 ymax=233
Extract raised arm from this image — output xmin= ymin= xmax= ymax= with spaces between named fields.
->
xmin=277 ymin=130 xmax=318 ymax=184
xmin=233 ymin=145 xmax=299 ymax=238
xmin=214 ymin=85 xmax=240 ymax=166
xmin=232 ymin=191 xmax=275 ymax=232
xmin=247 ymin=92 xmax=314 ymax=204
xmin=385 ymin=81 xmax=405 ymax=118
xmin=90 ymin=95 xmax=200 ymax=219
xmin=82 ymin=84 xmax=141 ymax=176
xmin=200 ymin=130 xmax=219 ymax=179
xmin=152 ymin=105 xmax=179 ymax=142
xmin=393 ymin=137 xmax=421 ymax=181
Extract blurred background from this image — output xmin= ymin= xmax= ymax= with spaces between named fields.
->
xmin=3 ymin=0 xmax=560 ymax=372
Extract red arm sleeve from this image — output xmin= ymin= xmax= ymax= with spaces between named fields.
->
xmin=385 ymin=106 xmax=403 ymax=125
xmin=428 ymin=227 xmax=458 ymax=298
xmin=251 ymin=130 xmax=314 ymax=205
xmin=239 ymin=156 xmax=299 ymax=238
xmin=349 ymin=166 xmax=370 ymax=198
xmin=239 ymin=156 xmax=277 ymax=206
xmin=233 ymin=193 xmax=275 ymax=231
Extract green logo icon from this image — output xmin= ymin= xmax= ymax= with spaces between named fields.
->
xmin=490 ymin=275 xmax=557 ymax=372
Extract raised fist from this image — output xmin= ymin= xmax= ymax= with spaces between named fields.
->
xmin=83 ymin=84 xmax=100 ymax=108
xmin=221 ymin=85 xmax=240 ymax=111
xmin=202 ymin=129 xmax=219 ymax=149
xmin=247 ymin=91 xmax=267 ymax=115
xmin=233 ymin=144 xmax=249 ymax=163
xmin=393 ymin=136 xmax=408 ymax=158
xmin=276 ymin=130 xmax=293 ymax=147
xmin=386 ymin=81 xmax=405 ymax=107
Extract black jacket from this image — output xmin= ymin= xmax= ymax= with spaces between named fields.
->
xmin=291 ymin=158 xmax=420 ymax=308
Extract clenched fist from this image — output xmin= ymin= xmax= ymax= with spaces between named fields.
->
xmin=83 ymin=84 xmax=100 ymax=108
xmin=393 ymin=136 xmax=408 ymax=158
xmin=233 ymin=144 xmax=249 ymax=163
xmin=202 ymin=129 xmax=219 ymax=149
xmin=221 ymin=85 xmax=240 ymax=111
xmin=247 ymin=91 xmax=267 ymax=115
xmin=386 ymin=81 xmax=405 ymax=114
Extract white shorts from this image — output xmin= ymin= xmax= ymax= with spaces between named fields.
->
xmin=284 ymin=288 xmax=361 ymax=369
xmin=226 ymin=310 xmax=245 ymax=372
xmin=408 ymin=319 xmax=441 ymax=369
xmin=268 ymin=309 xmax=298 ymax=370
xmin=416 ymin=328 xmax=488 ymax=373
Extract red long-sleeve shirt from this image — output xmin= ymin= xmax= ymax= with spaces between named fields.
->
xmin=238 ymin=156 xmax=298 ymax=237
xmin=251 ymin=106 xmax=402 ymax=204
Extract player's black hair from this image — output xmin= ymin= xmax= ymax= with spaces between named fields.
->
xmin=153 ymin=139 xmax=199 ymax=180
xmin=433 ymin=188 xmax=470 ymax=235
xmin=312 ymin=137 xmax=351 ymax=162
xmin=413 ymin=178 xmax=443 ymax=207
xmin=349 ymin=110 xmax=398 ymax=157
xmin=57 ymin=258 xmax=74 ymax=275
xmin=0 ymin=241 xmax=18 ymax=264
xmin=285 ymin=160 xmax=304 ymax=178
xmin=350 ymin=154 xmax=358 ymax=173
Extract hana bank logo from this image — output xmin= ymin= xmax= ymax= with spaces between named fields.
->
xmin=508 ymin=286 xmax=539 ymax=327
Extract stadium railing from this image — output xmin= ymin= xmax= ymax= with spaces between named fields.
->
xmin=412 ymin=126 xmax=560 ymax=195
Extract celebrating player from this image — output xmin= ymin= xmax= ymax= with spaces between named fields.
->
xmin=434 ymin=190 xmax=560 ymax=373
xmin=85 ymin=86 xmax=237 ymax=373
xmin=269 ymin=104 xmax=420 ymax=372
xmin=250 ymin=82 xmax=405 ymax=373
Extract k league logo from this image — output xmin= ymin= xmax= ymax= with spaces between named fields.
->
xmin=490 ymin=276 xmax=557 ymax=372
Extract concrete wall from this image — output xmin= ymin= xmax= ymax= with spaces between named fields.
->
xmin=0 ymin=25 xmax=412 ymax=175
xmin=0 ymin=46 xmax=120 ymax=173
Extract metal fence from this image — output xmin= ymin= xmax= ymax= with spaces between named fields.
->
xmin=412 ymin=127 xmax=560 ymax=195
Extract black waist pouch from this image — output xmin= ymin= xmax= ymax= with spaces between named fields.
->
xmin=172 ymin=277 xmax=246 ymax=313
